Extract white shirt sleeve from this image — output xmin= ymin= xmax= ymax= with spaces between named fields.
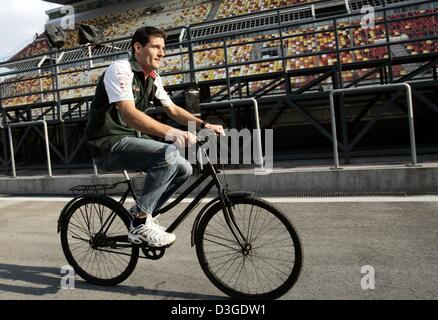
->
xmin=103 ymin=60 xmax=135 ymax=104
xmin=154 ymin=73 xmax=173 ymax=107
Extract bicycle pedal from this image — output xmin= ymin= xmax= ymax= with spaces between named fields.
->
xmin=141 ymin=246 xmax=165 ymax=260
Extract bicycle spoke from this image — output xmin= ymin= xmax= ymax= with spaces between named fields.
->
xmin=203 ymin=232 xmax=238 ymax=245
xmin=68 ymin=228 xmax=90 ymax=242
xmin=250 ymin=214 xmax=277 ymax=244
xmin=248 ymin=205 xmax=261 ymax=244
xmin=64 ymin=198 xmax=137 ymax=282
xmin=80 ymin=204 xmax=92 ymax=234
xmin=248 ymin=254 xmax=269 ymax=293
xmin=251 ymin=218 xmax=285 ymax=245
xmin=71 ymin=212 xmax=91 ymax=236
xmin=203 ymin=236 xmax=241 ymax=252
xmin=230 ymin=255 xmax=246 ymax=288
xmin=199 ymin=199 xmax=301 ymax=298
xmin=249 ymin=255 xmax=279 ymax=290
xmin=215 ymin=252 xmax=242 ymax=280
xmin=204 ymin=250 xmax=240 ymax=261
xmin=208 ymin=215 xmax=231 ymax=238
xmin=250 ymin=252 xmax=292 ymax=279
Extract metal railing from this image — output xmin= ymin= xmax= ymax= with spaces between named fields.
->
xmin=0 ymin=84 xmax=427 ymax=177
xmin=91 ymin=98 xmax=264 ymax=177
xmin=329 ymin=83 xmax=418 ymax=169
xmin=7 ymin=120 xmax=52 ymax=177
xmin=0 ymin=0 xmax=436 ymax=174
xmin=199 ymin=98 xmax=265 ymax=171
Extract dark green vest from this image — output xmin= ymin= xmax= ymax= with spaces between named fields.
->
xmin=85 ymin=58 xmax=157 ymax=159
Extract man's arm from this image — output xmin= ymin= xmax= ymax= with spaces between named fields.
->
xmin=117 ymin=100 xmax=197 ymax=146
xmin=163 ymin=103 xmax=225 ymax=135
xmin=154 ymin=74 xmax=224 ymax=135
xmin=117 ymin=100 xmax=173 ymax=138
xmin=163 ymin=103 xmax=203 ymax=127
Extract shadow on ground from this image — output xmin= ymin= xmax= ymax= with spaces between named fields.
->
xmin=0 ymin=263 xmax=227 ymax=300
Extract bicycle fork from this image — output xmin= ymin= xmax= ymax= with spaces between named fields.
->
xmin=219 ymin=190 xmax=251 ymax=253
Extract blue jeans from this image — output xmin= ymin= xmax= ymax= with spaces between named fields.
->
xmin=96 ymin=136 xmax=192 ymax=216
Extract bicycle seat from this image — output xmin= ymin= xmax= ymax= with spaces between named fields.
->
xmin=92 ymin=158 xmax=145 ymax=178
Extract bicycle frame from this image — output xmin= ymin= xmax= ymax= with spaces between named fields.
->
xmin=97 ymin=142 xmax=249 ymax=249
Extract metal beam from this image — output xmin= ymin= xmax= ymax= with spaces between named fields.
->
xmin=7 ymin=120 xmax=52 ymax=177
xmin=330 ymin=83 xmax=418 ymax=169
xmin=293 ymin=71 xmax=333 ymax=95
xmin=285 ymin=98 xmax=345 ymax=150
xmin=395 ymin=58 xmax=438 ymax=83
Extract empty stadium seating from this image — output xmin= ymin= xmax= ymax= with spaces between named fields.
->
xmin=388 ymin=9 xmax=437 ymax=55
xmin=216 ymin=0 xmax=312 ymax=19
xmin=0 ymin=73 xmax=53 ymax=107
xmin=2 ymin=2 xmax=437 ymax=106
xmin=101 ymin=3 xmax=212 ymax=41
xmin=9 ymin=0 xmax=212 ymax=60
xmin=57 ymin=62 xmax=108 ymax=100
xmin=12 ymin=38 xmax=50 ymax=61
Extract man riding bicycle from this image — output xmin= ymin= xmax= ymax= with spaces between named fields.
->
xmin=85 ymin=26 xmax=224 ymax=248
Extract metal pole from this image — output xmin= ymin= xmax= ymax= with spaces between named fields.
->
xmin=37 ymin=56 xmax=46 ymax=103
xmin=199 ymin=98 xmax=264 ymax=170
xmin=42 ymin=121 xmax=52 ymax=177
xmin=382 ymin=0 xmax=394 ymax=83
xmin=0 ymin=93 xmax=8 ymax=169
xmin=333 ymin=18 xmax=343 ymax=89
xmin=329 ymin=92 xmax=340 ymax=169
xmin=92 ymin=158 xmax=99 ymax=176
xmin=402 ymin=83 xmax=418 ymax=166
xmin=329 ymin=83 xmax=418 ymax=169
xmin=277 ymin=9 xmax=290 ymax=95
xmin=186 ymin=26 xmax=195 ymax=84
xmin=39 ymin=69 xmax=43 ymax=102
xmin=7 ymin=126 xmax=16 ymax=178
xmin=7 ymin=120 xmax=53 ymax=177
xmin=223 ymin=39 xmax=231 ymax=100
xmin=250 ymin=98 xmax=264 ymax=171
xmin=88 ymin=45 xmax=94 ymax=69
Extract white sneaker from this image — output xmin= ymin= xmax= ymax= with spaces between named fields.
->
xmin=129 ymin=206 xmax=165 ymax=231
xmin=128 ymin=215 xmax=176 ymax=247
xmin=149 ymin=215 xmax=166 ymax=231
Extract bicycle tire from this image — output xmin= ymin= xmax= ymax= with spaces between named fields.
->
xmin=195 ymin=196 xmax=302 ymax=299
xmin=60 ymin=195 xmax=139 ymax=285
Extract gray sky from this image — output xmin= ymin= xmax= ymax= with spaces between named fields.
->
xmin=0 ymin=0 xmax=61 ymax=60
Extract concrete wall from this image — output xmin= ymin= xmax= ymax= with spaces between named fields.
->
xmin=0 ymin=164 xmax=437 ymax=196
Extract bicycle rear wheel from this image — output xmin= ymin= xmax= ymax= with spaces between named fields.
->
xmin=60 ymin=195 xmax=139 ymax=285
xmin=195 ymin=196 xmax=302 ymax=299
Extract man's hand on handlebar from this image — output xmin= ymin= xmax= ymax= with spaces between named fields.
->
xmin=169 ymin=129 xmax=197 ymax=148
xmin=203 ymin=123 xmax=225 ymax=136
xmin=166 ymin=123 xmax=225 ymax=148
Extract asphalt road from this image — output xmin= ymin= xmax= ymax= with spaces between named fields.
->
xmin=0 ymin=196 xmax=437 ymax=300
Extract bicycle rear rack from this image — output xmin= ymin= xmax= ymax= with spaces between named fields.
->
xmin=70 ymin=180 xmax=129 ymax=197
xmin=70 ymin=170 xmax=134 ymax=197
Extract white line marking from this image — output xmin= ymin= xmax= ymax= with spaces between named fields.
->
xmin=0 ymin=196 xmax=437 ymax=203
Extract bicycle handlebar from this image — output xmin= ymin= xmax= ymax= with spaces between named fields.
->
xmin=196 ymin=134 xmax=210 ymax=146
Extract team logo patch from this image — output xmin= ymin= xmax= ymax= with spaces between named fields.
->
xmin=117 ymin=73 xmax=131 ymax=92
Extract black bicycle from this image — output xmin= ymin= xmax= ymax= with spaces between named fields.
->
xmin=58 ymin=138 xmax=302 ymax=299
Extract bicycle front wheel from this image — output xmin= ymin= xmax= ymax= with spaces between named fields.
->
xmin=196 ymin=196 xmax=302 ymax=299
xmin=60 ymin=195 xmax=139 ymax=285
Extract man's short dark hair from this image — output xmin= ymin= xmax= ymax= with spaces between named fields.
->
xmin=131 ymin=26 xmax=167 ymax=56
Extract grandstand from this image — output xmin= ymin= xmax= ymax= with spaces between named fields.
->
xmin=0 ymin=0 xmax=437 ymax=173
